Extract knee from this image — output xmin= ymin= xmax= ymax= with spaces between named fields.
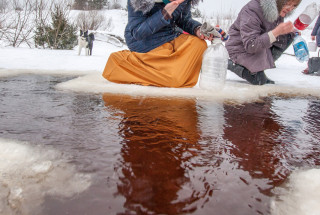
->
xmin=193 ymin=37 xmax=208 ymax=52
xmin=103 ymin=52 xmax=119 ymax=78
xmin=106 ymin=52 xmax=121 ymax=66
xmin=108 ymin=52 xmax=117 ymax=60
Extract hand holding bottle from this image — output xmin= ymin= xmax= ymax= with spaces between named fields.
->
xmin=272 ymin=21 xmax=294 ymax=38
xmin=196 ymin=28 xmax=214 ymax=41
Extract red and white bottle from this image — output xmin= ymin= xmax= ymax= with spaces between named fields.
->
xmin=294 ymin=2 xmax=318 ymax=31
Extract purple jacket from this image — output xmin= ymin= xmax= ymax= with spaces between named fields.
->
xmin=226 ymin=0 xmax=285 ymax=73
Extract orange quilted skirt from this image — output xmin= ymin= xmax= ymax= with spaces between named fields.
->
xmin=102 ymin=34 xmax=207 ymax=88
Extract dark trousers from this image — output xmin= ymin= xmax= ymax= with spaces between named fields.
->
xmin=228 ymin=34 xmax=294 ymax=85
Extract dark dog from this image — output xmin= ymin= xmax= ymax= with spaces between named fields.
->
xmin=87 ymin=33 xmax=95 ymax=56
xmin=78 ymin=30 xmax=95 ymax=56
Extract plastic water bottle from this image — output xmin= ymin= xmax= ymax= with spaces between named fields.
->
xmin=293 ymin=33 xmax=309 ymax=62
xmin=294 ymin=2 xmax=318 ymax=31
xmin=199 ymin=39 xmax=229 ymax=90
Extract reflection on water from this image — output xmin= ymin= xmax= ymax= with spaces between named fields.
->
xmin=0 ymin=75 xmax=320 ymax=215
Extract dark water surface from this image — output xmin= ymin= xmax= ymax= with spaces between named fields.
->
xmin=1 ymin=75 xmax=320 ymax=215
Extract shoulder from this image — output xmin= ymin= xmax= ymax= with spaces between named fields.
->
xmin=129 ymin=0 xmax=156 ymax=14
xmin=238 ymin=1 xmax=263 ymax=22
xmin=240 ymin=0 xmax=279 ymax=24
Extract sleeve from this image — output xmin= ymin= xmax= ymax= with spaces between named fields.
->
xmin=311 ymin=16 xmax=320 ymax=36
xmin=173 ymin=1 xmax=202 ymax=35
xmin=127 ymin=4 xmax=170 ymax=41
xmin=238 ymin=9 xmax=273 ymax=54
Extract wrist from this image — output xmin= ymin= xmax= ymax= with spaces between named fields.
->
xmin=161 ymin=8 xmax=172 ymax=20
xmin=268 ymin=31 xmax=277 ymax=43
xmin=272 ymin=28 xmax=280 ymax=38
xmin=194 ymin=25 xmax=201 ymax=36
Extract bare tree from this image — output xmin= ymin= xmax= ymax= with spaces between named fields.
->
xmin=0 ymin=0 xmax=8 ymax=12
xmin=33 ymin=0 xmax=55 ymax=48
xmin=72 ymin=0 xmax=108 ymax=10
xmin=76 ymin=10 xmax=106 ymax=31
xmin=72 ymin=0 xmax=86 ymax=10
xmin=108 ymin=0 xmax=122 ymax=9
xmin=2 ymin=0 xmax=35 ymax=47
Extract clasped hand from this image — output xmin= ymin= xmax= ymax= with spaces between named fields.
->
xmin=164 ymin=0 xmax=214 ymax=41
xmin=164 ymin=0 xmax=186 ymax=15
xmin=272 ymin=21 xmax=294 ymax=37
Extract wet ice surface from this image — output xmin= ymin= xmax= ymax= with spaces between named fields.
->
xmin=1 ymin=74 xmax=320 ymax=215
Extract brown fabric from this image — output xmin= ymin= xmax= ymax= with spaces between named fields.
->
xmin=102 ymin=34 xmax=207 ymax=88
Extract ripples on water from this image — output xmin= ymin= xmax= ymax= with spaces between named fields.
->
xmin=0 ymin=75 xmax=320 ymax=215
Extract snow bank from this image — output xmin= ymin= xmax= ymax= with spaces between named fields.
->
xmin=271 ymin=169 xmax=320 ymax=215
xmin=53 ymin=72 xmax=320 ymax=103
xmin=0 ymin=138 xmax=91 ymax=215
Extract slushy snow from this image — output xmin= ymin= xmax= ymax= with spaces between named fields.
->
xmin=0 ymin=138 xmax=91 ymax=215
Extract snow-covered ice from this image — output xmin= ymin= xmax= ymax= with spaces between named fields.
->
xmin=271 ymin=169 xmax=320 ymax=215
xmin=1 ymin=7 xmax=320 ymax=215
xmin=1 ymin=32 xmax=320 ymax=103
xmin=0 ymin=138 xmax=91 ymax=215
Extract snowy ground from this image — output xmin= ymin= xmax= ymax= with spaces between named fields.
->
xmin=1 ymin=9 xmax=320 ymax=215
xmin=1 ymin=33 xmax=320 ymax=103
xmin=0 ymin=8 xmax=319 ymax=103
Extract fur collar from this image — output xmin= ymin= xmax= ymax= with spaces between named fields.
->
xmin=130 ymin=0 xmax=201 ymax=14
xmin=260 ymin=0 xmax=298 ymax=23
xmin=260 ymin=0 xmax=279 ymax=22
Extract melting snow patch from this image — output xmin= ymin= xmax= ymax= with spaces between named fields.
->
xmin=271 ymin=169 xmax=320 ymax=215
xmin=0 ymin=138 xmax=92 ymax=215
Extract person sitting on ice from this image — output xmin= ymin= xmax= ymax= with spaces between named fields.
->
xmin=102 ymin=0 xmax=223 ymax=88
xmin=226 ymin=0 xmax=302 ymax=85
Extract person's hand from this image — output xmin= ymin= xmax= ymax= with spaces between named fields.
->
xmin=195 ymin=27 xmax=214 ymax=41
xmin=311 ymin=36 xmax=316 ymax=41
xmin=272 ymin=21 xmax=294 ymax=37
xmin=164 ymin=0 xmax=185 ymax=16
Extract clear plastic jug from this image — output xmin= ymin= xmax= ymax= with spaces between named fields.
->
xmin=199 ymin=40 xmax=229 ymax=90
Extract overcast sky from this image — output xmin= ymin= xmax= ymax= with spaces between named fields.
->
xmin=197 ymin=0 xmax=318 ymax=19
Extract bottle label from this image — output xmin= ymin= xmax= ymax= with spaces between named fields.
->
xmin=293 ymin=41 xmax=308 ymax=53
xmin=294 ymin=15 xmax=311 ymax=31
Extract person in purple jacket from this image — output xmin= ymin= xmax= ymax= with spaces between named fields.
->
xmin=226 ymin=0 xmax=302 ymax=85
xmin=311 ymin=13 xmax=320 ymax=47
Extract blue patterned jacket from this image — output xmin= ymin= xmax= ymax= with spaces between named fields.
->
xmin=125 ymin=0 xmax=201 ymax=53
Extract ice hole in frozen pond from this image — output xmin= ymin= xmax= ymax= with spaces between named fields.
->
xmin=1 ymin=71 xmax=320 ymax=215
xmin=0 ymin=138 xmax=92 ymax=215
